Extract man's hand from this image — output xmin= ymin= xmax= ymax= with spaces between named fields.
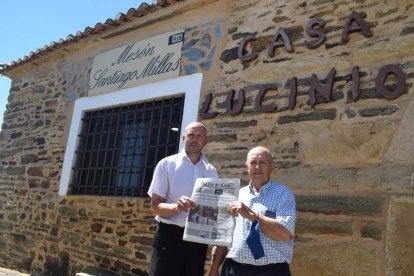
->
xmin=177 ymin=196 xmax=196 ymax=211
xmin=208 ymin=246 xmax=227 ymax=276
xmin=151 ymin=193 xmax=195 ymax=218
xmin=228 ymin=201 xmax=258 ymax=221
xmin=228 ymin=201 xmax=293 ymax=241
xmin=207 ymin=269 xmax=220 ymax=276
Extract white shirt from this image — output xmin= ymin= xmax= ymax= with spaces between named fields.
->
xmin=147 ymin=149 xmax=218 ymax=227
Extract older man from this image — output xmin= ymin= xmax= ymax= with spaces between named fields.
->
xmin=209 ymin=146 xmax=296 ymax=276
xmin=148 ymin=122 xmax=218 ymax=276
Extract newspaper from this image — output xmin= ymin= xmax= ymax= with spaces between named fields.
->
xmin=183 ymin=178 xmax=240 ymax=246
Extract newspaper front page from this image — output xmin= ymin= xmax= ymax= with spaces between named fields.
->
xmin=183 ymin=178 xmax=240 ymax=246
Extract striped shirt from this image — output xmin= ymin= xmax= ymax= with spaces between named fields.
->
xmin=226 ymin=180 xmax=296 ymax=265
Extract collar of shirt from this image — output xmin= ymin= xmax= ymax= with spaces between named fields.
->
xmin=176 ymin=149 xmax=208 ymax=168
xmin=248 ymin=179 xmax=272 ymax=195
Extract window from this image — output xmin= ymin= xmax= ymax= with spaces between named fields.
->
xmin=70 ymin=96 xmax=184 ymax=196
xmin=59 ymin=73 xmax=203 ymax=197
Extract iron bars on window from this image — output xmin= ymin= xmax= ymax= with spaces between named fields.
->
xmin=70 ymin=95 xmax=185 ymax=197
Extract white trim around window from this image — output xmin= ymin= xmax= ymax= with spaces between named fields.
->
xmin=58 ymin=73 xmax=203 ymax=196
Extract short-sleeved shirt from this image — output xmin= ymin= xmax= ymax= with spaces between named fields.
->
xmin=226 ymin=180 xmax=296 ymax=265
xmin=147 ymin=149 xmax=218 ymax=227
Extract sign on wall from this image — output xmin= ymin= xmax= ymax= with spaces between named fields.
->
xmin=199 ymin=11 xmax=407 ymax=119
xmin=88 ymin=29 xmax=184 ymax=96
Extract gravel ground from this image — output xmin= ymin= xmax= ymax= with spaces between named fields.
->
xmin=0 ymin=268 xmax=30 ymax=276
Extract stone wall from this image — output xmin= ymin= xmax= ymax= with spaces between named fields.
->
xmin=0 ymin=0 xmax=413 ymax=275
xmin=0 ymin=1 xmax=226 ymax=275
xmin=202 ymin=1 xmax=414 ymax=275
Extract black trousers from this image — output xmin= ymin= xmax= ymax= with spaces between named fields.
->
xmin=221 ymin=258 xmax=291 ymax=276
xmin=149 ymin=222 xmax=208 ymax=276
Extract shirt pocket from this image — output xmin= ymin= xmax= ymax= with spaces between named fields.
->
xmin=264 ymin=209 xmax=276 ymax=219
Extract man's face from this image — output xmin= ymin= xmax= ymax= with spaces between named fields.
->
xmin=245 ymin=149 xmax=273 ymax=188
xmin=182 ymin=126 xmax=208 ymax=154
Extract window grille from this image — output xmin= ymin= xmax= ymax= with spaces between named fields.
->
xmin=69 ymin=95 xmax=185 ymax=197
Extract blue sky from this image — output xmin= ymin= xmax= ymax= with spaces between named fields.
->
xmin=0 ymin=0 xmax=145 ymax=129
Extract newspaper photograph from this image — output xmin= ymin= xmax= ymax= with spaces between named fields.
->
xmin=183 ymin=178 xmax=240 ymax=246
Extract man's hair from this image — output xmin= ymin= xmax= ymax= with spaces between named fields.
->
xmin=184 ymin=122 xmax=207 ymax=134
xmin=247 ymin=146 xmax=273 ymax=163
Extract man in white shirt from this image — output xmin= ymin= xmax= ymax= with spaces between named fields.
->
xmin=148 ymin=122 xmax=218 ymax=276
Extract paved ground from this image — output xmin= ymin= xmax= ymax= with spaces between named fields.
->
xmin=0 ymin=268 xmax=96 ymax=276
xmin=0 ymin=268 xmax=29 ymax=276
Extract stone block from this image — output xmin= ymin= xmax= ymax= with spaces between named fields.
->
xmin=0 ymin=148 xmax=22 ymax=158
xmin=134 ymin=251 xmax=146 ymax=260
xmin=358 ymin=104 xmax=399 ymax=117
xmin=131 ymin=267 xmax=148 ymax=275
xmin=296 ymin=195 xmax=385 ymax=217
xmin=58 ymin=206 xmax=78 ymax=217
xmin=99 ymin=209 xmax=122 ymax=217
xmin=91 ymin=240 xmax=111 ymax=250
xmin=0 ymin=221 xmax=14 ymax=231
xmin=278 ymin=108 xmax=337 ymax=124
xmin=291 ymin=242 xmax=380 ymax=275
xmin=298 ymin=121 xmax=396 ymax=166
xmin=91 ymin=223 xmax=103 ymax=233
xmin=220 ymin=47 xmax=238 ymax=63
xmin=61 ymin=230 xmax=81 ymax=241
xmin=296 ymin=218 xmax=353 ymax=236
xmin=20 ymin=154 xmax=38 ymax=165
xmin=27 ymin=167 xmax=43 ymax=177
xmin=4 ymin=166 xmax=25 ymax=176
xmin=384 ymin=100 xmax=414 ymax=163
xmin=208 ymin=134 xmax=237 ymax=143
xmin=277 ymin=164 xmax=413 ymax=193
xmin=215 ymin=120 xmax=258 ymax=128
xmin=113 ymin=245 xmax=132 ymax=255
xmin=129 ymin=236 xmax=153 ymax=246
xmin=385 ymin=195 xmax=414 ymax=276
xmin=113 ymin=260 xmax=130 ymax=271
xmin=361 ymin=221 xmax=383 ymax=241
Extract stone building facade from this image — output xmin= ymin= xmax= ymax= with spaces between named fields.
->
xmin=0 ymin=0 xmax=413 ymax=275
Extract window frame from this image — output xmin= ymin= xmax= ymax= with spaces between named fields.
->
xmin=59 ymin=73 xmax=203 ymax=196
